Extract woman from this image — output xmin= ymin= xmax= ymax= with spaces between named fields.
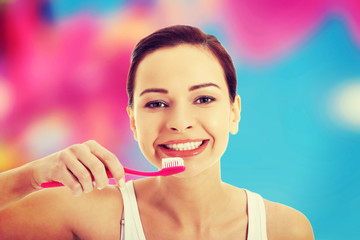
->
xmin=0 ymin=25 xmax=314 ymax=239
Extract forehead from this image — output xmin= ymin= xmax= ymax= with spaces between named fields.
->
xmin=134 ymin=44 xmax=226 ymax=89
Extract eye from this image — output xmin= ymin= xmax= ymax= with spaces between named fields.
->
xmin=194 ymin=96 xmax=216 ymax=104
xmin=145 ymin=100 xmax=168 ymax=108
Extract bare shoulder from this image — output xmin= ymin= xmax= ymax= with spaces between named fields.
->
xmin=264 ymin=199 xmax=314 ymax=240
xmin=0 ymin=185 xmax=123 ymax=239
xmin=65 ymin=185 xmax=124 ymax=239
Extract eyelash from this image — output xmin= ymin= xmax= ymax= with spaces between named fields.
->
xmin=194 ymin=95 xmax=216 ymax=104
xmin=144 ymin=96 xmax=216 ymax=109
xmin=145 ymin=100 xmax=168 ymax=108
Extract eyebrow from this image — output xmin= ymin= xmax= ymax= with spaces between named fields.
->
xmin=139 ymin=83 xmax=220 ymax=97
xmin=189 ymin=83 xmax=220 ymax=91
xmin=139 ymin=88 xmax=168 ymax=96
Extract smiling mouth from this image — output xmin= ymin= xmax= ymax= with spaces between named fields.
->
xmin=161 ymin=140 xmax=207 ymax=151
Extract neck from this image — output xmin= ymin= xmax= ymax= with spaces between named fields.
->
xmin=154 ymin=161 xmax=231 ymax=228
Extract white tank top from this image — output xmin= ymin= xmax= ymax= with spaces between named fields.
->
xmin=119 ymin=181 xmax=268 ymax=240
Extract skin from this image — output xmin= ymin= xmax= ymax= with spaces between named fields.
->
xmin=0 ymin=44 xmax=314 ymax=240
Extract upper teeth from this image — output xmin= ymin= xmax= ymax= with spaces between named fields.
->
xmin=165 ymin=141 xmax=203 ymax=151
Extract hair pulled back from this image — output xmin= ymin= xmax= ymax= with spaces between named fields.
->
xmin=127 ymin=25 xmax=237 ymax=107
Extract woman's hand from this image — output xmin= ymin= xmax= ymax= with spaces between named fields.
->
xmin=31 ymin=140 xmax=125 ymax=196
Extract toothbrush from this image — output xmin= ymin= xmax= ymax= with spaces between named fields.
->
xmin=41 ymin=157 xmax=185 ymax=188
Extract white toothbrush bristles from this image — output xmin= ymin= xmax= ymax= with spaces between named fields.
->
xmin=162 ymin=157 xmax=184 ymax=169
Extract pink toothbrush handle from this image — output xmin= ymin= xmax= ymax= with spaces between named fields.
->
xmin=41 ymin=171 xmax=114 ymax=188
xmin=124 ymin=167 xmax=164 ymax=177
xmin=40 ymin=167 xmax=182 ymax=188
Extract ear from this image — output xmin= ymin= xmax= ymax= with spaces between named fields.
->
xmin=229 ymin=94 xmax=241 ymax=135
xmin=127 ymin=106 xmax=138 ymax=141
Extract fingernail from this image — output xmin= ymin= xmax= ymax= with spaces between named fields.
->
xmin=119 ymin=178 xmax=126 ymax=189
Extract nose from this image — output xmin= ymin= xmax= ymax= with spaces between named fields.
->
xmin=166 ymin=104 xmax=194 ymax=132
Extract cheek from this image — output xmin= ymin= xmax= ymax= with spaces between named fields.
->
xmin=200 ymin=105 xmax=231 ymax=148
xmin=134 ymin=112 xmax=162 ymax=158
xmin=202 ymin=105 xmax=231 ymax=131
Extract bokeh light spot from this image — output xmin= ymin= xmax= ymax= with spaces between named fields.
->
xmin=0 ymin=78 xmax=14 ymax=121
xmin=329 ymin=80 xmax=360 ymax=131
xmin=21 ymin=111 xmax=72 ymax=159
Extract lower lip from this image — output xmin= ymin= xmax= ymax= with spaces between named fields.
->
xmin=159 ymin=140 xmax=209 ymax=158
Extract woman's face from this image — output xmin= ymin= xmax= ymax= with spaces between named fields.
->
xmin=127 ymin=44 xmax=241 ymax=177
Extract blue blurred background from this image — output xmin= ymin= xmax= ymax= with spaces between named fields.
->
xmin=1 ymin=0 xmax=359 ymax=239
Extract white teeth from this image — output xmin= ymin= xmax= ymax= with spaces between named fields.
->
xmin=165 ymin=141 xmax=203 ymax=151
xmin=162 ymin=157 xmax=184 ymax=168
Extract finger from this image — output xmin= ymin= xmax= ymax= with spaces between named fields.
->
xmin=64 ymin=148 xmax=95 ymax=193
xmin=43 ymin=152 xmax=83 ymax=196
xmin=76 ymin=149 xmax=109 ymax=190
xmin=60 ymin=170 xmax=83 ymax=196
xmin=84 ymin=140 xmax=125 ymax=185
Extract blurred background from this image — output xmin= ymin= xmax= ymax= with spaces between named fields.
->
xmin=0 ymin=0 xmax=359 ymax=239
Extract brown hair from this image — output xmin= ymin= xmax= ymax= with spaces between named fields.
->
xmin=127 ymin=25 xmax=237 ymax=107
